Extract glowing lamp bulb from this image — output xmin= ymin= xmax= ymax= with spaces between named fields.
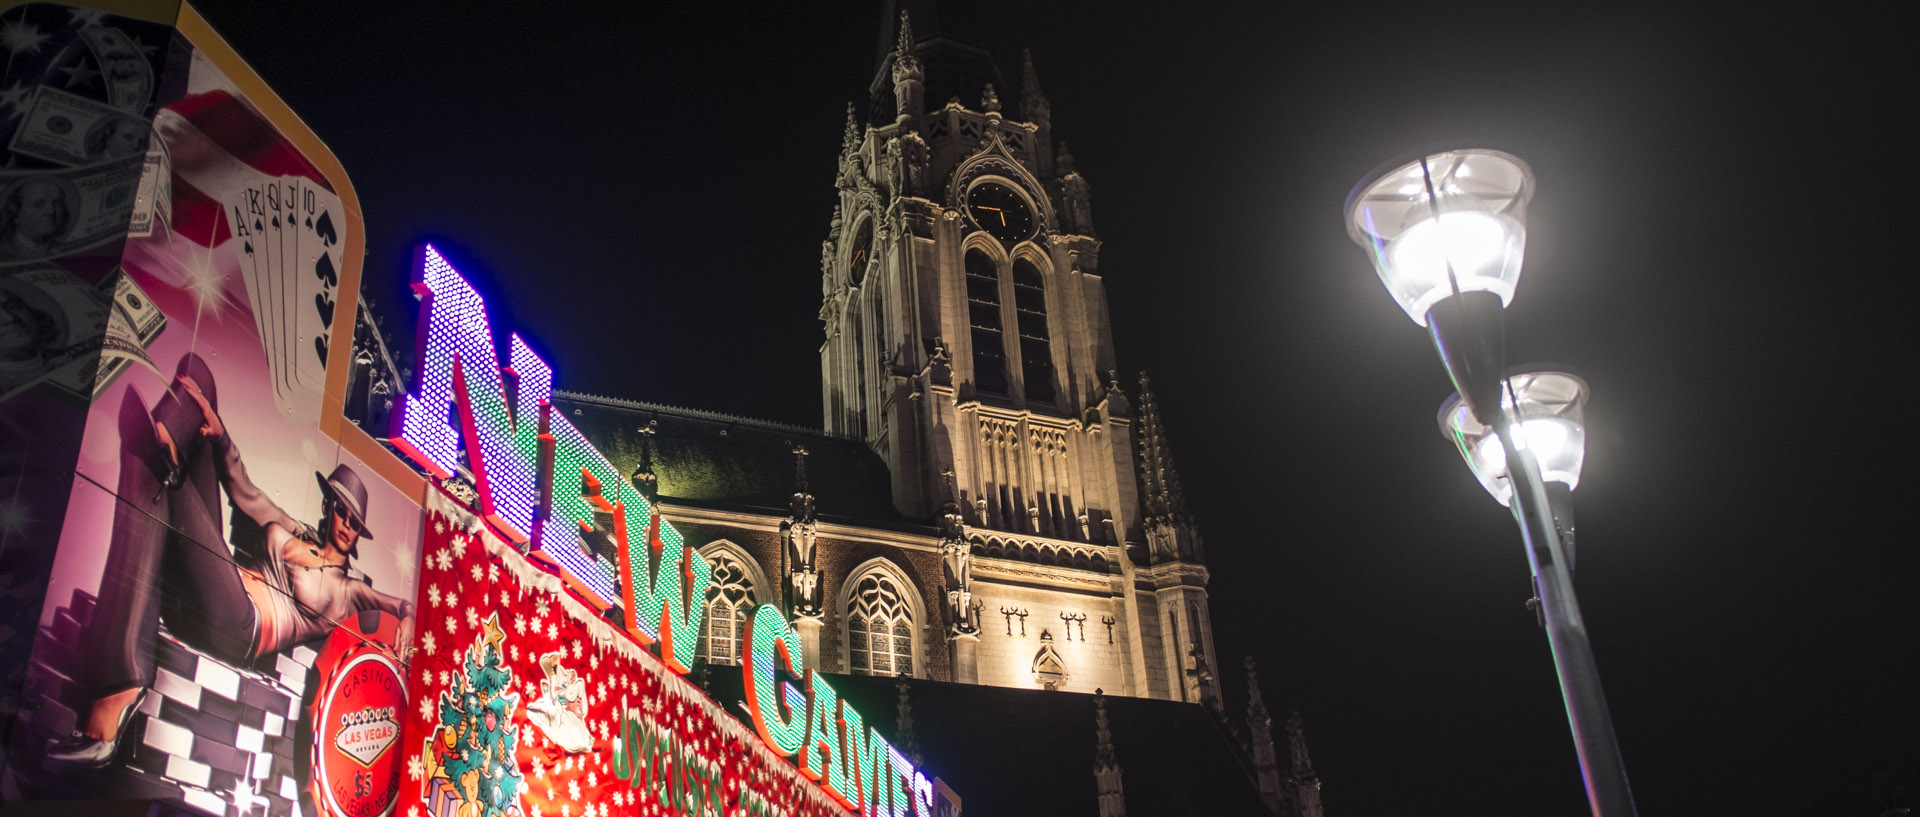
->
xmin=1346 ymin=149 xmax=1535 ymax=326
xmin=1439 ymin=370 xmax=1589 ymax=506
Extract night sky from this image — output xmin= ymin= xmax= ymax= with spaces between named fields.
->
xmin=188 ymin=1 xmax=1913 ymax=814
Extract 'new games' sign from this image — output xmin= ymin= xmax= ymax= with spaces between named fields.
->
xmin=392 ymin=245 xmax=947 ymax=816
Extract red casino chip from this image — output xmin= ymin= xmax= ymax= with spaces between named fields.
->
xmin=307 ymin=611 xmax=408 ymax=817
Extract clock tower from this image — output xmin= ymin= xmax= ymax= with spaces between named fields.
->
xmin=818 ymin=3 xmax=1221 ymax=703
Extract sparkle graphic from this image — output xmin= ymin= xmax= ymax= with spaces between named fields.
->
xmin=0 ymin=20 xmax=50 ymax=57
xmin=0 ymin=81 xmax=33 ymax=123
xmin=66 ymin=8 xmax=106 ymax=28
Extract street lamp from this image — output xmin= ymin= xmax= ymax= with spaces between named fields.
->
xmin=1346 ymin=149 xmax=1637 ymax=817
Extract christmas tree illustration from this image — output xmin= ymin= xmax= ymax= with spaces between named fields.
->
xmin=423 ymin=614 xmax=525 ymax=817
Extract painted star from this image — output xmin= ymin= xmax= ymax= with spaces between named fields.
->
xmin=59 ymin=62 xmax=98 ymax=89
xmin=483 ymin=613 xmax=508 ymax=656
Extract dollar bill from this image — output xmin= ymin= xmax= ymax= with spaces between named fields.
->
xmin=89 ymin=269 xmax=166 ymax=396
xmin=0 ymin=265 xmax=112 ymax=406
xmin=79 ymin=28 xmax=155 ymax=114
xmin=128 ymin=126 xmax=171 ymax=238
xmin=6 ymin=86 xmax=151 ymax=167
xmin=0 ymin=157 xmax=144 ymax=265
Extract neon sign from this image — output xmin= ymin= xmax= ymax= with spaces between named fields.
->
xmin=391 ymin=245 xmax=945 ymax=814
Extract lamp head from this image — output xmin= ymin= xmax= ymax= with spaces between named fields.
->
xmin=1346 ymin=149 xmax=1535 ymax=326
xmin=1437 ymin=369 xmax=1588 ymax=506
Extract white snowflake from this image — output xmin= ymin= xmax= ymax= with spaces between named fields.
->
xmin=589 ymin=651 xmax=599 ymax=670
xmin=407 ymin=756 xmax=424 ymax=781
xmin=434 ymin=519 xmax=446 ymax=535
xmin=531 ymin=758 xmax=545 ymax=780
xmin=509 ymin=644 xmax=519 ymax=663
xmin=444 ymin=617 xmax=458 ymax=634
xmin=422 ymin=631 xmax=437 ymax=655
xmin=586 ymin=770 xmax=597 ymax=789
xmin=548 ymin=623 xmax=559 ymax=640
xmin=562 ymin=806 xmax=571 ymax=817
xmin=515 ymin=614 xmax=527 ymax=635
xmin=419 ymin=698 xmax=433 ymax=721
xmin=531 ymin=806 xmax=542 ymax=817
xmin=436 ymin=551 xmax=453 ymax=572
xmin=471 ymin=563 xmax=483 ymax=582
xmin=427 ymin=585 xmax=442 ymax=607
xmin=466 ymin=608 xmax=480 ymax=629
xmin=488 ymin=563 xmax=500 ymax=583
xmin=536 ymin=596 xmax=551 ymax=618
xmin=448 ymin=531 xmax=466 ymax=553
xmin=440 ymin=669 xmax=451 ymax=687
xmin=571 ymin=641 xmax=582 ymax=660
xmin=569 ymin=779 xmax=581 ymax=801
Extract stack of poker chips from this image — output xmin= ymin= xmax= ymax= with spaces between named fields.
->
xmin=18 ymin=588 xmax=314 ymax=816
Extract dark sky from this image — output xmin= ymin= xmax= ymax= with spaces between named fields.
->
xmin=188 ymin=1 xmax=1913 ymax=814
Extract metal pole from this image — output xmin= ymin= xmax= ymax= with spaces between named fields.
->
xmin=1499 ymin=421 xmax=1638 ymax=817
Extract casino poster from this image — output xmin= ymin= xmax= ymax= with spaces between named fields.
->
xmin=2 ymin=4 xmax=428 ymax=817
xmin=404 ymin=491 xmax=853 ymax=817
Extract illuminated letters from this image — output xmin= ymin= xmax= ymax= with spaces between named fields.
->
xmin=392 ymin=246 xmax=543 ymax=542
xmin=392 ymin=245 xmax=708 ymax=671
xmin=742 ymin=604 xmax=807 ymax=756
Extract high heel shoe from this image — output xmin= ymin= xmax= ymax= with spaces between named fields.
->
xmin=46 ymin=688 xmax=148 ymax=768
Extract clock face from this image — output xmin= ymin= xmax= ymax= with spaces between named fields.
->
xmin=848 ymin=220 xmax=873 ymax=284
xmin=967 ymin=182 xmax=1036 ymax=244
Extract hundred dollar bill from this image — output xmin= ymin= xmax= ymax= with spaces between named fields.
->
xmin=0 ymin=157 xmax=145 ymax=265
xmin=79 ymin=28 xmax=155 ymax=114
xmin=89 ymin=269 xmax=166 ymax=396
xmin=0 ymin=265 xmax=112 ymax=405
xmin=127 ymin=125 xmax=171 ymax=238
xmin=6 ymin=86 xmax=151 ymax=167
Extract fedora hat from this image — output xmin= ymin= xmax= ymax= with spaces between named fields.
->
xmin=315 ymin=463 xmax=374 ymax=543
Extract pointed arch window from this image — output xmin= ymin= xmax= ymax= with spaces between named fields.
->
xmin=965 ymin=249 xmax=1009 ymax=395
xmin=846 ymin=574 xmax=915 ymax=677
xmin=1011 ymin=259 xmax=1055 ymax=403
xmin=700 ymin=551 xmax=758 ymax=666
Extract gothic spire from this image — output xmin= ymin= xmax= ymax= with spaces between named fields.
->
xmin=1285 ymin=711 xmax=1325 ymax=817
xmin=895 ymin=678 xmax=923 ymax=767
xmin=1021 ymin=49 xmax=1051 ymax=125
xmin=894 ymin=9 xmax=914 ymax=58
xmin=1135 ymin=372 xmax=1190 ymax=521
xmin=1246 ymin=656 xmax=1270 ymax=725
xmin=1245 ymin=657 xmax=1285 ymax=814
xmin=1094 ymin=690 xmax=1126 ymax=817
xmin=842 ymin=102 xmax=861 ymax=152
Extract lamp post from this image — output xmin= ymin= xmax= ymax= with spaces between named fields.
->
xmin=1346 ymin=149 xmax=1637 ymax=816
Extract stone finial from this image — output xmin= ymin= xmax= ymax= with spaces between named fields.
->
xmin=842 ymin=102 xmax=860 ymax=151
xmin=980 ymin=83 xmax=1001 ymax=114
xmin=1245 ymin=655 xmax=1271 ymax=724
xmin=1094 ymin=690 xmax=1126 ymax=817
xmin=895 ymin=9 xmax=914 ymax=57
xmin=630 ymin=421 xmax=658 ymax=495
xmin=895 ymin=678 xmax=923 ymax=767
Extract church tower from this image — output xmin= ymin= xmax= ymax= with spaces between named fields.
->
xmin=817 ymin=2 xmax=1219 ymax=701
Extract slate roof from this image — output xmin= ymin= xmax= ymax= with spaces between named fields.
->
xmin=701 ymin=669 xmax=1273 ymax=817
xmin=552 ymin=392 xmax=907 ymax=523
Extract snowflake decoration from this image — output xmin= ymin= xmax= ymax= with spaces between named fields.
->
xmin=548 ymin=623 xmax=559 ymax=640
xmin=509 ymin=643 xmax=519 ymax=663
xmin=568 ymin=779 xmax=581 ymax=802
xmin=422 ymin=631 xmax=437 ymax=655
xmin=531 ymin=758 xmax=545 ymax=780
xmin=407 ymin=756 xmax=424 ymax=781
xmin=570 ymin=641 xmax=582 ymax=660
xmin=515 ymin=614 xmax=527 ymax=635
xmin=536 ymin=596 xmax=551 ymax=618
xmin=488 ymin=563 xmax=501 ymax=583
xmin=586 ymin=770 xmax=597 ymax=789
xmin=449 ymin=531 xmax=466 ymax=553
xmin=419 ymin=697 xmax=433 ymax=721
xmin=437 ymin=550 xmax=454 ymax=572
xmin=466 ymin=608 xmax=480 ymax=629
xmin=471 ymin=563 xmax=484 ymax=582
xmin=427 ymin=585 xmax=442 ymax=607
xmin=444 ymin=617 xmax=458 ymax=634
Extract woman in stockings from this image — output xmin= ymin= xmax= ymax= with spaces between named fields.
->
xmin=49 ymin=355 xmax=414 ymax=766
